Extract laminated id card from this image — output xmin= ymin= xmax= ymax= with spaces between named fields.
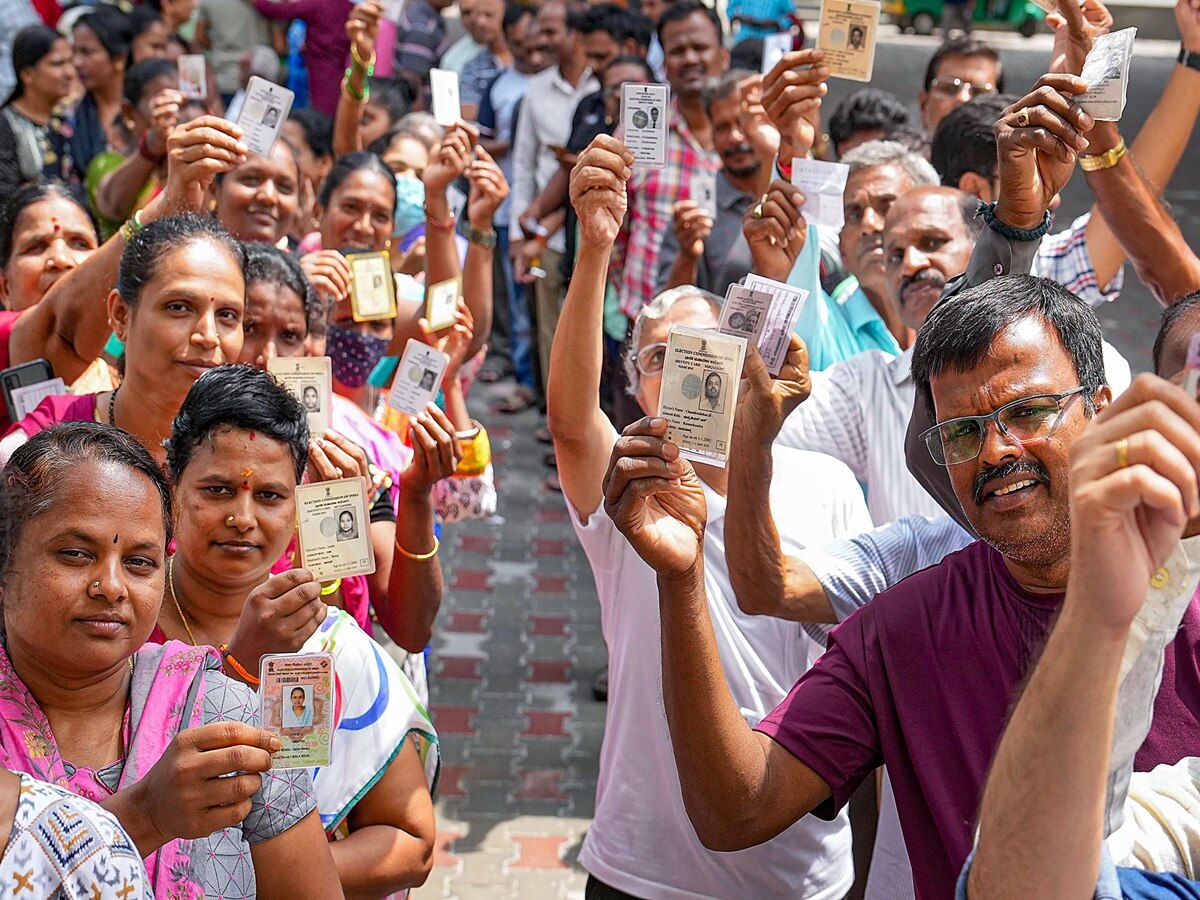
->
xmin=259 ymin=652 xmax=335 ymax=768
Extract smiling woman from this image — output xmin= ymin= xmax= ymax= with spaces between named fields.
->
xmin=0 ymin=213 xmax=246 ymax=467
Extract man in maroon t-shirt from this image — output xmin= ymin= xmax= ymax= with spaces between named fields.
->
xmin=596 ymin=83 xmax=1200 ymax=900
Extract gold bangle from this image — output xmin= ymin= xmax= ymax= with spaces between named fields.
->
xmin=320 ymin=578 xmax=342 ymax=596
xmin=221 ymin=646 xmax=260 ymax=686
xmin=1079 ymin=138 xmax=1127 ymax=172
xmin=350 ymin=43 xmax=376 ymax=73
xmin=396 ymin=535 xmax=439 ymax=560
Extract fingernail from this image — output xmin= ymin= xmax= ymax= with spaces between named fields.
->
xmin=650 ymin=417 xmax=664 ymax=428
xmin=268 ymin=735 xmax=282 ymax=751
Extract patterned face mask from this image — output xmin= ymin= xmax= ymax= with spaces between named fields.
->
xmin=326 ymin=322 xmax=390 ymax=388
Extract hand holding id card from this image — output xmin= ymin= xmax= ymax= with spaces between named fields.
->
xmin=259 ymin=652 xmax=334 ymax=769
xmin=621 ymin=82 xmax=670 ymax=168
xmin=1078 ymin=28 xmax=1136 ymax=121
xmin=430 ymin=68 xmax=461 ymax=127
xmin=658 ymin=326 xmax=747 ymax=468
xmin=234 ymin=76 xmax=294 ymax=157
xmin=425 ymin=276 xmax=461 ymax=332
xmin=347 ymin=251 xmax=398 ymax=322
xmin=726 ymin=275 xmax=809 ymax=375
xmin=295 ymin=477 xmax=376 ymax=580
xmin=268 ymin=356 xmax=332 ymax=436
xmin=388 ymin=339 xmax=450 ymax=416
xmin=179 ymin=54 xmax=207 ymax=100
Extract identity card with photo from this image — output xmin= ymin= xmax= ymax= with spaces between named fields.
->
xmin=179 ymin=54 xmax=207 ymax=100
xmin=790 ymin=158 xmax=851 ymax=229
xmin=1184 ymin=334 xmax=1200 ymax=400
xmin=268 ymin=356 xmax=332 ymax=436
xmin=690 ymin=169 xmax=718 ymax=219
xmin=235 ymin=76 xmax=294 ymax=157
xmin=762 ymin=32 xmax=793 ymax=74
xmin=742 ymin=272 xmax=810 ymax=374
xmin=259 ymin=652 xmax=334 ymax=769
xmin=621 ymin=82 xmax=670 ymax=168
xmin=1078 ymin=27 xmax=1136 ymax=121
xmin=388 ymin=338 xmax=450 ymax=416
xmin=658 ymin=326 xmax=747 ymax=468
xmin=817 ymin=0 xmax=881 ymax=82
xmin=295 ymin=477 xmax=376 ymax=581
xmin=718 ymin=285 xmax=773 ymax=368
xmin=430 ymin=68 xmax=461 ymax=127
xmin=9 ymin=377 xmax=66 ymax=421
xmin=347 ymin=251 xmax=398 ymax=322
xmin=425 ymin=275 xmax=461 ymax=331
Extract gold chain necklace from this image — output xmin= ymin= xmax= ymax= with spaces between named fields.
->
xmin=166 ymin=557 xmax=198 ymax=646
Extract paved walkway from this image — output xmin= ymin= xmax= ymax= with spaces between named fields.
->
xmin=414 ymin=393 xmax=605 ymax=900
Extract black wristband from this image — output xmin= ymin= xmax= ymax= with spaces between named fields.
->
xmin=977 ymin=201 xmax=1051 ymax=242
xmin=1179 ymin=44 xmax=1200 ymax=73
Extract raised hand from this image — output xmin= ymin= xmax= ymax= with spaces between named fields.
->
xmin=400 ymin=403 xmax=464 ymax=492
xmin=762 ymin=48 xmax=828 ymax=167
xmin=465 ymin=145 xmax=510 ymax=231
xmin=737 ymin=74 xmax=781 ymax=165
xmin=672 ymin=200 xmax=713 ymax=260
xmin=161 ymin=116 xmax=248 ymax=213
xmin=299 ymin=249 xmax=351 ymax=303
xmin=734 ymin=338 xmax=812 ymax=449
xmin=143 ymin=88 xmax=183 ymax=160
xmin=1178 ymin=0 xmax=1200 ymax=52
xmin=225 ymin=569 xmax=327 ymax=681
xmin=1066 ymin=375 xmax=1200 ymax=631
xmin=346 ymin=0 xmax=382 ymax=64
xmin=307 ymin=429 xmax=373 ymax=485
xmin=603 ymin=417 xmax=707 ymax=578
xmin=570 ymin=135 xmax=633 ymax=248
xmin=742 ymin=179 xmax=807 ymax=282
xmin=1047 ymin=0 xmax=1113 ymax=76
xmin=994 ymin=75 xmax=1094 ymax=231
xmin=424 ymin=122 xmax=478 ymax=195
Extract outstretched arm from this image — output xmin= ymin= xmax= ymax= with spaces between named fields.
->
xmin=333 ymin=2 xmax=382 ymax=159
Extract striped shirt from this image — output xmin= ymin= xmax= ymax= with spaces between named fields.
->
xmin=393 ymin=0 xmax=448 ymax=83
xmin=1034 ymin=211 xmax=1123 ymax=306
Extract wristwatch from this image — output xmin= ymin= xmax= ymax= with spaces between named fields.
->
xmin=1179 ymin=44 xmax=1200 ymax=72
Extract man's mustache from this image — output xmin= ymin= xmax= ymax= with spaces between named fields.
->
xmin=899 ymin=268 xmax=946 ymax=305
xmin=973 ymin=458 xmax=1049 ymax=506
xmin=722 ymin=142 xmax=755 ymax=161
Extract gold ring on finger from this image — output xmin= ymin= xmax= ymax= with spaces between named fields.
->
xmin=1015 ymin=107 xmax=1032 ymax=128
xmin=1116 ymin=437 xmax=1129 ymax=469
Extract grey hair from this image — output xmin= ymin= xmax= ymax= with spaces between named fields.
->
xmin=245 ymin=45 xmax=280 ymax=81
xmin=840 ymin=139 xmax=939 ymax=187
xmin=624 ymin=286 xmax=722 ymax=397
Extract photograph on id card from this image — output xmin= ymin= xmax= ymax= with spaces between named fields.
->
xmin=658 ymin=325 xmax=746 ymax=468
xmin=1078 ymin=27 xmax=1136 ymax=121
xmin=235 ymin=76 xmax=294 ymax=157
xmin=259 ymin=653 xmax=334 ymax=769
xmin=347 ymin=251 xmax=398 ymax=322
xmin=388 ymin=339 xmax=450 ymax=416
xmin=268 ymin=356 xmax=332 ymax=436
xmin=718 ymin=285 xmax=772 ymax=349
xmin=295 ymin=477 xmax=376 ymax=581
xmin=690 ymin=170 xmax=717 ymax=219
xmin=179 ymin=54 xmax=207 ymax=99
xmin=430 ymin=68 xmax=461 ymax=127
xmin=425 ymin=276 xmax=461 ymax=331
xmin=817 ymin=0 xmax=880 ymax=82
xmin=621 ymin=82 xmax=670 ymax=168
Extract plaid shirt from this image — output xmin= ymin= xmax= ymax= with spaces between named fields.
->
xmin=616 ymin=104 xmax=720 ymax=319
xmin=1033 ymin=211 xmax=1123 ymax=307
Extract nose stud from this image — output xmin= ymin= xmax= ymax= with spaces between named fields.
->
xmin=225 ymin=515 xmax=236 ymax=527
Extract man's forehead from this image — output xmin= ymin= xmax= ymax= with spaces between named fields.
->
xmin=934 ymin=52 xmax=997 ymax=80
xmin=846 ymin=162 xmax=914 ymax=198
xmin=884 ymin=190 xmax=965 ymax=239
xmin=662 ymin=12 xmax=719 ymax=46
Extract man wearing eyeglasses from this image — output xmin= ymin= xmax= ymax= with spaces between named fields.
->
xmin=917 ymin=35 xmax=1002 ymax=133
xmin=547 ymin=132 xmax=871 ymax=900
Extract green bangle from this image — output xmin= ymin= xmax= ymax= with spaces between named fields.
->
xmin=343 ymin=70 xmax=368 ymax=103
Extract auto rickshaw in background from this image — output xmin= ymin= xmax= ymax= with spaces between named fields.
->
xmin=883 ymin=0 xmax=1046 ymax=36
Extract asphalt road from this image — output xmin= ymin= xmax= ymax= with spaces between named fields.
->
xmin=822 ymin=31 xmax=1196 ymax=371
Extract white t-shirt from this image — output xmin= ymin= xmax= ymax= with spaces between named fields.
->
xmin=573 ymin=445 xmax=871 ymax=900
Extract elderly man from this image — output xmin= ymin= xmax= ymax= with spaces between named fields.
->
xmin=548 ymin=133 xmax=868 ymax=899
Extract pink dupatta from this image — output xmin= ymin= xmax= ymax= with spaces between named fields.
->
xmin=0 ymin=640 xmax=219 ymax=899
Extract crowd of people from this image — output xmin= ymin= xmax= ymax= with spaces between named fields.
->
xmin=0 ymin=0 xmax=1199 ymax=896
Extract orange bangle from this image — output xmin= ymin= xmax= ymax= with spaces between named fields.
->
xmin=220 ymin=644 xmax=260 ymax=686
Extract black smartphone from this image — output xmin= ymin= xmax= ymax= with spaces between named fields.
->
xmin=1 ymin=358 xmax=54 ymax=422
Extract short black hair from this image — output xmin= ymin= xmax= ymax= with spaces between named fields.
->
xmin=243 ymin=242 xmax=318 ymax=338
xmin=317 ymin=151 xmax=397 ymax=217
xmin=604 ymin=53 xmax=655 ymax=83
xmin=287 ymin=107 xmax=334 ymax=159
xmin=1 ymin=422 xmax=173 ymax=583
xmin=930 ymin=93 xmax=1013 ymax=186
xmin=74 ymin=5 xmax=133 ymax=66
xmin=366 ymin=76 xmax=417 ymax=128
xmin=657 ymin=0 xmax=723 ymax=47
xmin=1153 ymin=291 xmax=1200 ymax=376
xmin=729 ymin=37 xmax=763 ymax=73
xmin=166 ymin=364 xmax=309 ymax=484
xmin=702 ymin=68 xmax=752 ymax=118
xmin=828 ymin=88 xmax=912 ymax=154
xmin=923 ymin=35 xmax=1004 ymax=92
xmin=123 ymin=57 xmax=177 ymax=106
xmin=118 ymin=213 xmax=245 ymax=307
xmin=0 ymin=182 xmax=99 ymax=269
xmin=579 ymin=3 xmax=653 ymax=50
xmin=912 ymin=274 xmax=1106 ymax=417
xmin=503 ymin=1 xmax=533 ymax=32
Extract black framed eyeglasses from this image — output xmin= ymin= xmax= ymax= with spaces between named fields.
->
xmin=928 ymin=76 xmax=996 ymax=99
xmin=919 ymin=387 xmax=1087 ymax=466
